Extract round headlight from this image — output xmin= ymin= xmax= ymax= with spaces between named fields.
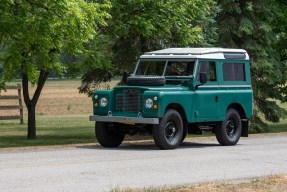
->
xmin=145 ymin=98 xmax=153 ymax=108
xmin=100 ymin=97 xmax=108 ymax=107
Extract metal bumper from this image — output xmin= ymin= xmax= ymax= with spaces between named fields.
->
xmin=89 ymin=115 xmax=159 ymax=124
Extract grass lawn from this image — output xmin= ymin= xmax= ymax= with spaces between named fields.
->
xmin=0 ymin=114 xmax=96 ymax=148
xmin=267 ymin=102 xmax=287 ymax=133
xmin=268 ymin=119 xmax=287 ymax=133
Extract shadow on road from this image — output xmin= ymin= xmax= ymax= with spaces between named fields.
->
xmin=76 ymin=141 xmax=221 ymax=151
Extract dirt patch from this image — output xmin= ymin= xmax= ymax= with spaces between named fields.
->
xmin=175 ymin=175 xmax=287 ymax=192
xmin=115 ymin=175 xmax=287 ymax=192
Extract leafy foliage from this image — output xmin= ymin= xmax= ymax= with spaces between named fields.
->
xmin=0 ymin=0 xmax=110 ymax=84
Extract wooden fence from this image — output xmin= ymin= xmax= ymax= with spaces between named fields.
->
xmin=0 ymin=85 xmax=24 ymax=124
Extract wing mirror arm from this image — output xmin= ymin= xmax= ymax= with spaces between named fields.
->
xmin=122 ymin=71 xmax=128 ymax=85
xmin=195 ymin=72 xmax=207 ymax=89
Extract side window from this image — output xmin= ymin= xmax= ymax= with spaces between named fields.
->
xmin=222 ymin=63 xmax=245 ymax=81
xmin=197 ymin=61 xmax=217 ymax=81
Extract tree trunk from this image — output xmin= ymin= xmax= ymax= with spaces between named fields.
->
xmin=22 ymin=70 xmax=49 ymax=139
xmin=27 ymin=104 xmax=36 ymax=139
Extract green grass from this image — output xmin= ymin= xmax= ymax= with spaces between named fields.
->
xmin=0 ymin=114 xmax=96 ymax=148
xmin=268 ymin=118 xmax=287 ymax=133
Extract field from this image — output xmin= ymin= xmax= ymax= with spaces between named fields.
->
xmin=0 ymin=79 xmax=286 ymax=148
xmin=0 ymin=80 xmax=118 ymax=116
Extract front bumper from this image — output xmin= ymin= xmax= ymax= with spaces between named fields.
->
xmin=89 ymin=115 xmax=159 ymax=124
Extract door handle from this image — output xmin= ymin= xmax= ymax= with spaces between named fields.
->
xmin=215 ymin=96 xmax=219 ymax=102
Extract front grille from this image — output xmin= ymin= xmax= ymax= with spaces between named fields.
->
xmin=116 ymin=94 xmax=123 ymax=109
xmin=116 ymin=89 xmax=142 ymax=112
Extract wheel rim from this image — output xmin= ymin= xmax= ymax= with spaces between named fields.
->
xmin=165 ymin=121 xmax=178 ymax=141
xmin=226 ymin=119 xmax=237 ymax=138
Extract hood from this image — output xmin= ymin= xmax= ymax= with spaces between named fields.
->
xmin=113 ymin=85 xmax=190 ymax=92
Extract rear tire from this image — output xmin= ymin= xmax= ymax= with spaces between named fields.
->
xmin=215 ymin=109 xmax=242 ymax=146
xmin=153 ymin=109 xmax=183 ymax=149
xmin=95 ymin=122 xmax=125 ymax=148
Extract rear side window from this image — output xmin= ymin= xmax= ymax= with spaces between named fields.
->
xmin=222 ymin=63 xmax=245 ymax=81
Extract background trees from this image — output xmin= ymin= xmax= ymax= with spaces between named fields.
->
xmin=0 ymin=0 xmax=110 ymax=138
xmin=79 ymin=0 xmax=217 ymax=94
xmin=79 ymin=0 xmax=287 ymax=130
xmin=216 ymin=0 xmax=287 ymax=131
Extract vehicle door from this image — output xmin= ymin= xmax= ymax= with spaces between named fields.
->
xmin=195 ymin=60 xmax=220 ymax=120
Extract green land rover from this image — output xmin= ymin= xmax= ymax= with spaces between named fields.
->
xmin=90 ymin=48 xmax=253 ymax=150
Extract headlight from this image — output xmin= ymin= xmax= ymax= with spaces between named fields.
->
xmin=100 ymin=97 xmax=108 ymax=107
xmin=145 ymin=98 xmax=153 ymax=108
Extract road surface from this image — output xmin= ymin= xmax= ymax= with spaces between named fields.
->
xmin=0 ymin=134 xmax=287 ymax=192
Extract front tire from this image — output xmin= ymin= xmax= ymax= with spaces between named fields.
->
xmin=153 ymin=109 xmax=183 ymax=149
xmin=215 ymin=109 xmax=242 ymax=146
xmin=95 ymin=122 xmax=125 ymax=148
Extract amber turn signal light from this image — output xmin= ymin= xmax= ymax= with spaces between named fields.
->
xmin=153 ymin=104 xmax=158 ymax=109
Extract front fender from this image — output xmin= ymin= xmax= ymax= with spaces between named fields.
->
xmin=158 ymin=91 xmax=195 ymax=122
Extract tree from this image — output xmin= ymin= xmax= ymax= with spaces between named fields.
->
xmin=79 ymin=0 xmax=218 ymax=94
xmin=216 ymin=0 xmax=287 ymax=131
xmin=0 ymin=0 xmax=111 ymax=139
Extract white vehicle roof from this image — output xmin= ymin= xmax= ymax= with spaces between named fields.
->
xmin=140 ymin=48 xmax=249 ymax=60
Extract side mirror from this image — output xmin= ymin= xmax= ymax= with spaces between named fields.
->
xmin=122 ymin=71 xmax=128 ymax=84
xmin=199 ymin=72 xmax=207 ymax=84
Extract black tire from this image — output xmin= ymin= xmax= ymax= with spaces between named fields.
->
xmin=153 ymin=109 xmax=183 ymax=149
xmin=215 ymin=108 xmax=242 ymax=146
xmin=95 ymin=122 xmax=125 ymax=148
xmin=127 ymin=76 xmax=166 ymax=86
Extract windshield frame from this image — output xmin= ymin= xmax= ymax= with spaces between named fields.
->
xmin=133 ymin=58 xmax=197 ymax=77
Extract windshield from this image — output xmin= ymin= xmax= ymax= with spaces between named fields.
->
xmin=135 ymin=60 xmax=166 ymax=76
xmin=165 ymin=61 xmax=195 ymax=76
xmin=135 ymin=60 xmax=195 ymax=76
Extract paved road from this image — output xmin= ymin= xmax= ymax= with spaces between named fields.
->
xmin=0 ymin=134 xmax=287 ymax=192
